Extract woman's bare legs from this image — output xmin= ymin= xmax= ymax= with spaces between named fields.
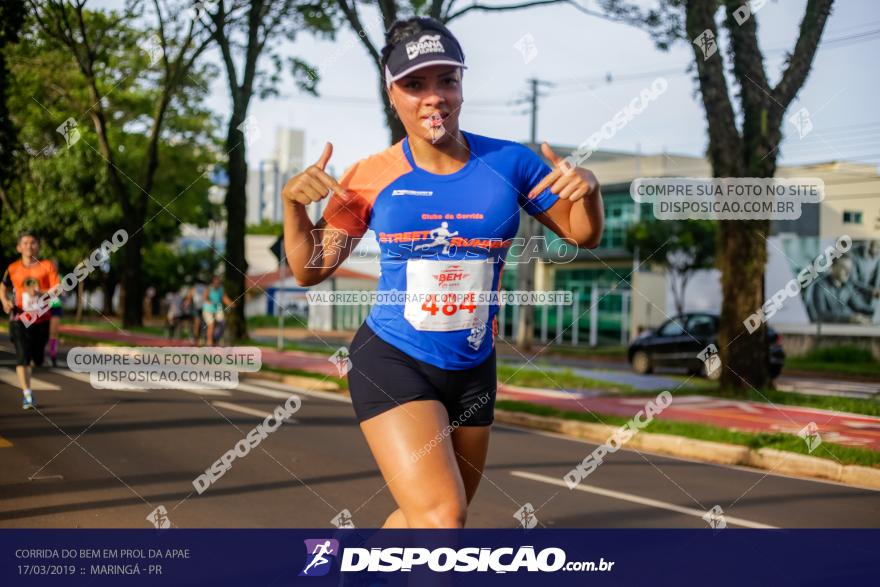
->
xmin=451 ymin=424 xmax=491 ymax=502
xmin=360 ymin=400 xmax=491 ymax=529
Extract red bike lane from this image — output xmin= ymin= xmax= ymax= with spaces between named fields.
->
xmin=61 ymin=326 xmax=880 ymax=450
xmin=498 ymin=384 xmax=880 ymax=450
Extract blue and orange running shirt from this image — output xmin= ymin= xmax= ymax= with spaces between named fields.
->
xmin=322 ymin=131 xmax=559 ymax=370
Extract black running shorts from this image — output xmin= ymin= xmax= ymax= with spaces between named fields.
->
xmin=347 ymin=322 xmax=496 ymax=426
xmin=9 ymin=320 xmax=50 ymax=367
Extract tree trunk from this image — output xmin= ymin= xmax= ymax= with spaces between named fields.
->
xmin=121 ymin=215 xmax=144 ymax=328
xmin=224 ymin=106 xmax=249 ymax=341
xmin=717 ymin=220 xmax=768 ymax=392
xmin=102 ymin=276 xmax=117 ymax=315
xmin=75 ymin=280 xmax=84 ymax=323
xmin=673 ymin=273 xmax=688 ymax=318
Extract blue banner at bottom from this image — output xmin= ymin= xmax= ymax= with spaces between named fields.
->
xmin=1 ymin=529 xmax=876 ymax=586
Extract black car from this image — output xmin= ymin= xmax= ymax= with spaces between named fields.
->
xmin=627 ymin=313 xmax=785 ymax=380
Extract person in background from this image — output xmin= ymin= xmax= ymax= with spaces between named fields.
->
xmin=179 ymin=285 xmax=196 ymax=342
xmin=805 ymin=256 xmax=874 ymax=324
xmin=1 ymin=230 xmax=61 ymax=409
xmin=191 ymin=281 xmax=206 ymax=346
xmin=202 ymin=275 xmax=235 ymax=346
xmin=166 ymin=289 xmax=183 ymax=339
xmin=852 ymin=239 xmax=880 ymax=317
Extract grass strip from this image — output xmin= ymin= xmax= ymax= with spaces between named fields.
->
xmin=496 ymin=399 xmax=880 ymax=467
xmin=496 ymin=364 xmax=635 ymax=394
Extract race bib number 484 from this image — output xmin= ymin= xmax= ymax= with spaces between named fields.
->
xmin=404 ymin=259 xmax=493 ymax=332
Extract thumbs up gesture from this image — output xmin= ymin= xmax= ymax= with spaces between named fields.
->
xmin=526 ymin=143 xmax=598 ymax=203
xmin=282 ymin=142 xmax=347 ymax=206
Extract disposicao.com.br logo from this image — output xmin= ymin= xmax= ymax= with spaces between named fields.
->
xmin=299 ymin=541 xmax=613 ymax=575
xmin=299 ymin=539 xmax=339 ymax=577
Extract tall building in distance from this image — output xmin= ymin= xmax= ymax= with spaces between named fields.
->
xmin=247 ymin=127 xmax=325 ymax=225
xmin=274 ymin=127 xmax=305 ymax=184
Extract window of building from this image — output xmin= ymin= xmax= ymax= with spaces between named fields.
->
xmin=597 ymin=194 xmax=635 ymax=250
xmin=555 ymin=267 xmax=625 ymax=291
xmin=843 ymin=210 xmax=863 ymax=224
xmin=541 ymin=189 xmax=638 ymax=252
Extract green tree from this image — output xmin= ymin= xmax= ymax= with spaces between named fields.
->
xmin=0 ymin=0 xmax=26 ymax=259
xmin=142 ymin=242 xmax=216 ymax=296
xmin=27 ymin=0 xmax=216 ymax=327
xmin=199 ymin=0 xmax=332 ymax=341
xmin=595 ymin=0 xmax=834 ymax=392
xmin=626 ymin=219 xmax=717 ymax=318
xmin=4 ymin=8 xmax=219 ymax=318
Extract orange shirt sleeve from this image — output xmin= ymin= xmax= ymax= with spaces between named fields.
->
xmin=321 ymin=162 xmax=372 ymax=239
xmin=4 ymin=263 xmax=22 ymax=307
xmin=320 ymin=143 xmax=412 ymax=239
xmin=46 ymin=260 xmax=61 ymax=289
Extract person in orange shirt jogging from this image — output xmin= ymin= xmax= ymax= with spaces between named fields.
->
xmin=0 ymin=230 xmax=61 ymax=409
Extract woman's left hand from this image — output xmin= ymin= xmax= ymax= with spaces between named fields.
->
xmin=527 ymin=142 xmax=599 ymax=203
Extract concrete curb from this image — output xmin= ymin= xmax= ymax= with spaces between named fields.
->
xmin=52 ymin=336 xmax=880 ymax=490
xmin=494 ymin=409 xmax=880 ymax=491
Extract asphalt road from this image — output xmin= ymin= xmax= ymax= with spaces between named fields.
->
xmin=1 ymin=350 xmax=878 ymax=530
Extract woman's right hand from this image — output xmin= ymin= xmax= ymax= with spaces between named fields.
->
xmin=282 ymin=142 xmax=346 ymax=207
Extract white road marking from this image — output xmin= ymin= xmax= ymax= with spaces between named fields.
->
xmin=662 ymin=396 xmax=763 ymax=414
xmin=285 ymin=387 xmax=350 ymax=403
xmin=50 ymin=368 xmax=156 ymax=393
xmin=238 ymin=379 xmax=350 ymax=403
xmin=511 ymin=470 xmax=778 ymax=529
xmin=776 ymin=381 xmax=879 ymax=400
xmin=234 ymin=381 xmax=307 ymax=400
xmin=48 ymin=368 xmax=232 ymax=395
xmin=500 ymin=384 xmax=586 ymax=399
xmin=783 ymin=379 xmax=879 ymax=392
xmin=49 ymin=369 xmax=97 ymax=385
xmin=842 ymin=420 xmax=880 ymax=430
xmin=184 ymin=388 xmax=232 ymax=397
xmin=211 ymin=400 xmax=298 ymax=423
xmin=241 ymin=379 xmax=301 ymax=392
xmin=496 ymin=423 xmax=880 ymax=492
xmin=0 ymin=368 xmax=60 ymax=390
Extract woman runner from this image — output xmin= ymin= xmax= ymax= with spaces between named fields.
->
xmin=282 ymin=17 xmax=603 ymax=528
